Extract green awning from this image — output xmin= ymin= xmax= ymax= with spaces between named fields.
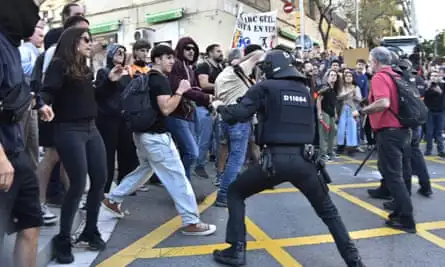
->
xmin=145 ymin=8 xmax=183 ymax=24
xmin=90 ymin=20 xmax=121 ymax=35
xmin=279 ymin=28 xmax=298 ymax=41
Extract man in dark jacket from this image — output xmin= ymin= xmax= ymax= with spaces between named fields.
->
xmin=0 ymin=0 xmax=53 ymax=266
xmin=94 ymin=44 xmax=138 ymax=193
xmin=166 ymin=37 xmax=213 ymax=181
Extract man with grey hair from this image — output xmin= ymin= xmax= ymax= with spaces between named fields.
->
xmin=355 ymin=46 xmax=416 ymax=233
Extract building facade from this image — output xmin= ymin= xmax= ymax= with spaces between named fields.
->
xmin=39 ymin=0 xmax=352 ymax=55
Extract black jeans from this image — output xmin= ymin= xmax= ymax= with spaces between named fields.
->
xmin=376 ymin=128 xmax=413 ymax=217
xmin=225 ymin=146 xmax=360 ymax=265
xmin=0 ymin=151 xmax=43 ymax=264
xmin=54 ymin=120 xmax=107 ymax=238
xmin=96 ymin=112 xmax=138 ymax=193
xmin=411 ymin=126 xmax=431 ymax=191
xmin=364 ymin=117 xmax=375 ymax=145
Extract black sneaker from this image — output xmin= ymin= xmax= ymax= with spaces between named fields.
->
xmin=385 ymin=215 xmax=416 ymax=234
xmin=424 ymin=150 xmax=432 ymax=156
xmin=215 ymin=197 xmax=228 ymax=208
xmin=213 ymin=241 xmax=246 ymax=266
xmin=367 ymin=187 xmax=392 ymax=200
xmin=74 ymin=230 xmax=106 ymax=251
xmin=52 ymin=235 xmax=74 ymax=264
xmin=417 ymin=188 xmax=433 ymax=198
xmin=195 ymin=166 xmax=209 ymax=179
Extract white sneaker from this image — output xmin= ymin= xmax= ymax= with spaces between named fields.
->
xmin=181 ymin=222 xmax=217 ymax=236
xmin=138 ymin=185 xmax=149 ymax=192
xmin=41 ymin=203 xmax=58 ymax=225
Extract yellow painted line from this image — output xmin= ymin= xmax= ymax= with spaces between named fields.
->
xmin=416 ymin=231 xmax=445 ymax=248
xmin=138 ymin=241 xmax=267 ymax=258
xmin=330 ymin=187 xmax=389 ymax=218
xmin=245 ymin=217 xmax=303 ymax=267
xmin=335 ymin=182 xmax=381 ymax=189
xmin=97 ymin=191 xmax=218 ymax=267
xmin=260 ymin=188 xmax=299 ymax=194
xmin=417 ymin=221 xmax=445 ymax=231
xmin=431 ymin=183 xmax=445 ymax=192
xmin=431 ymin=178 xmax=445 ymax=182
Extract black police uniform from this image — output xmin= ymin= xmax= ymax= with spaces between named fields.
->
xmin=212 ymin=50 xmax=364 ymax=267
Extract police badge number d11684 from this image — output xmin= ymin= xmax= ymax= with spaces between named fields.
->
xmin=281 ymin=91 xmax=309 ymax=107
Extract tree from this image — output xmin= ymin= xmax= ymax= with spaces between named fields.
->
xmin=345 ymin=0 xmax=402 ymax=48
xmin=313 ymin=0 xmax=353 ymax=51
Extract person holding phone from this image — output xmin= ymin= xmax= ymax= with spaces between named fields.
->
xmin=95 ymin=44 xmax=139 ymax=194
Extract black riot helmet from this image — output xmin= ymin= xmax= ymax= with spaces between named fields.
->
xmin=256 ymin=50 xmax=305 ymax=80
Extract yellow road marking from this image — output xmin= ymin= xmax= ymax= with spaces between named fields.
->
xmin=335 ymin=182 xmax=381 ymax=189
xmin=330 ymin=186 xmax=389 ymax=218
xmin=137 ymin=221 xmax=445 ymax=259
xmin=431 ymin=183 xmax=445 ymax=192
xmin=96 ymin=192 xmax=218 ymax=267
xmin=98 ymin=168 xmax=445 ymax=266
xmin=245 ymin=217 xmax=303 ymax=267
xmin=260 ymin=188 xmax=299 ymax=194
xmin=416 ymin=231 xmax=445 ymax=248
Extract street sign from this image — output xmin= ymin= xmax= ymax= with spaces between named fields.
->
xmin=283 ymin=2 xmax=294 ymax=13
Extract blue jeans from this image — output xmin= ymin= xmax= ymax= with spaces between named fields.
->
xmin=337 ymin=105 xmax=358 ymax=147
xmin=108 ymin=132 xmax=200 ymax=226
xmin=426 ymin=111 xmax=445 ymax=153
xmin=195 ymin=107 xmax=214 ymax=168
xmin=166 ymin=117 xmax=199 ymax=180
xmin=217 ymin=122 xmax=251 ymax=201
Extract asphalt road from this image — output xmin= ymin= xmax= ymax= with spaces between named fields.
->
xmin=93 ymin=150 xmax=445 ymax=267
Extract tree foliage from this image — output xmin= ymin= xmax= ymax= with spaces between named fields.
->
xmin=345 ymin=0 xmax=402 ymax=48
xmin=313 ymin=0 xmax=353 ymax=50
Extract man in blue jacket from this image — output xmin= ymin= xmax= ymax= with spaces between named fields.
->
xmin=0 ymin=0 xmax=53 ymax=266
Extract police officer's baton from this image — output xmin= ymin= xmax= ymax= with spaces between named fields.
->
xmin=354 ymin=146 xmax=377 ymax=176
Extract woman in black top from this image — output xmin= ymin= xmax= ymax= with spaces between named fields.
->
xmin=41 ymin=27 xmax=107 ymax=264
xmin=317 ymin=69 xmax=341 ymax=160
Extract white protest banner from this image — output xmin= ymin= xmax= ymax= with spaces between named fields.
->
xmin=231 ymin=5 xmax=278 ymax=50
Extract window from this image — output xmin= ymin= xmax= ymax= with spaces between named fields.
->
xmin=239 ymin=0 xmax=270 ymax=12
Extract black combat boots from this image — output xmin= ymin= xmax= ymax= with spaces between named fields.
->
xmin=213 ymin=241 xmax=246 ymax=266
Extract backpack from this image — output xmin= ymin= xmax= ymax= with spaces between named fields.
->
xmin=382 ymin=71 xmax=428 ymax=128
xmin=120 ymin=72 xmax=158 ymax=132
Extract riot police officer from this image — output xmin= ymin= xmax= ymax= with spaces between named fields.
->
xmin=210 ymin=50 xmax=365 ymax=267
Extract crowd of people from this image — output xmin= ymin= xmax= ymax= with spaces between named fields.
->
xmin=2 ymin=1 xmax=445 ymax=267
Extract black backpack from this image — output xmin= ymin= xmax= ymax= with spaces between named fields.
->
xmin=120 ymin=72 xmax=158 ymax=132
xmin=382 ymin=71 xmax=428 ymax=128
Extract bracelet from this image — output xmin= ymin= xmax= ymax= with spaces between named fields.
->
xmin=175 ymin=93 xmax=183 ymax=97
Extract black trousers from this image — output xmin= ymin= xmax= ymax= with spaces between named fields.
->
xmin=96 ymin=112 xmax=138 ymax=193
xmin=54 ymin=120 xmax=107 ymax=238
xmin=376 ymin=128 xmax=413 ymax=217
xmin=225 ymin=146 xmax=360 ymax=265
xmin=410 ymin=126 xmax=431 ymax=191
xmin=364 ymin=116 xmax=375 ymax=145
xmin=0 ymin=151 xmax=43 ymax=265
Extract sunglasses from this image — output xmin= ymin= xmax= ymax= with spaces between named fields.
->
xmin=81 ymin=36 xmax=91 ymax=44
xmin=184 ymin=46 xmax=195 ymax=51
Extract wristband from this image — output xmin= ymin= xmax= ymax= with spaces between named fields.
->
xmin=175 ymin=93 xmax=183 ymax=97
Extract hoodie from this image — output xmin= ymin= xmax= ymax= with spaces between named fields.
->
xmin=169 ymin=37 xmax=211 ymax=120
xmin=94 ymin=44 xmax=131 ymax=116
xmin=0 ymin=0 xmax=40 ymax=154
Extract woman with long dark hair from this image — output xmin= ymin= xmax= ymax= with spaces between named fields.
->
xmin=336 ymin=70 xmax=362 ymax=153
xmin=317 ymin=69 xmax=341 ymax=161
xmin=41 ymin=27 xmax=107 ymax=264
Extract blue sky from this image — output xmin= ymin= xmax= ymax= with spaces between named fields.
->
xmin=415 ymin=0 xmax=445 ymax=39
